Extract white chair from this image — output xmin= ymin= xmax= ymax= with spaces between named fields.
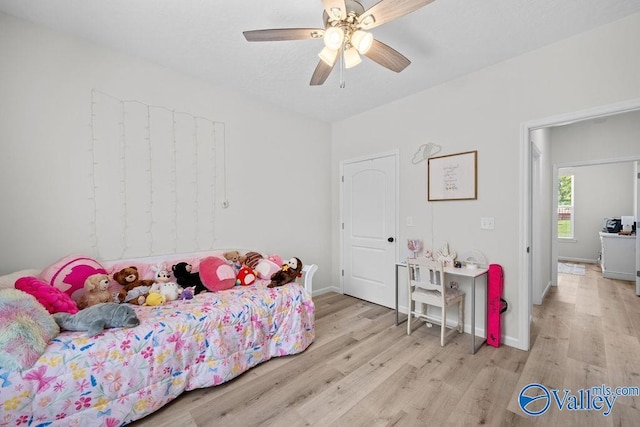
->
xmin=406 ymin=258 xmax=465 ymax=346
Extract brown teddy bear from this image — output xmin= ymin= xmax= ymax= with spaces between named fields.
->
xmin=114 ymin=266 xmax=154 ymax=305
xmin=268 ymin=257 xmax=303 ymax=288
xmin=77 ymin=273 xmax=113 ymax=309
xmin=223 ymin=250 xmax=245 ymax=272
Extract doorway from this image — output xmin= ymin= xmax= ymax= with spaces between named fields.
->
xmin=520 ymin=98 xmax=640 ymax=351
xmin=341 ymin=152 xmax=398 ymax=308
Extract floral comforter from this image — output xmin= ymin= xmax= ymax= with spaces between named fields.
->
xmin=0 ymin=282 xmax=315 ymax=426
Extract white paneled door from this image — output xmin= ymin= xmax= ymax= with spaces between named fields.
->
xmin=342 ymin=154 xmax=397 ymax=308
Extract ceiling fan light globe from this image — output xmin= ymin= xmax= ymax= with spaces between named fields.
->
xmin=344 ymin=46 xmax=362 ymax=69
xmin=351 ymin=30 xmax=373 ymax=54
xmin=318 ymin=47 xmax=338 ymax=66
xmin=324 ymin=26 xmax=344 ymax=50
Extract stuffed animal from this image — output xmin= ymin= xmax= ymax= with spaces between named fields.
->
xmin=236 ymin=266 xmax=256 ymax=286
xmin=77 ymin=273 xmax=113 ymax=309
xmin=172 ymin=262 xmax=207 ymax=295
xmin=254 ymin=258 xmax=281 ymax=280
xmin=150 ymin=263 xmax=172 ymax=292
xmin=199 ymin=256 xmax=236 ymax=292
xmin=143 ymin=292 xmax=165 ymax=306
xmin=244 ymin=251 xmax=264 ymax=269
xmin=52 ymin=303 xmax=140 ymax=336
xmin=268 ymin=257 xmax=303 ymax=288
xmin=267 ymin=254 xmax=283 ymax=266
xmin=114 ymin=266 xmax=154 ymax=305
xmin=223 ymin=251 xmax=244 ymax=272
xmin=150 ymin=264 xmax=182 ymax=301
xmin=158 ymin=281 xmax=182 ymax=301
xmin=179 ymin=286 xmax=194 ymax=300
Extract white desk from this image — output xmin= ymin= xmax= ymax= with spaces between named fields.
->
xmin=395 ymin=262 xmax=488 ymax=354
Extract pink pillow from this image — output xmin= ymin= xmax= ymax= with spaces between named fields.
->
xmin=40 ymin=255 xmax=107 ymax=302
xmin=255 ymin=258 xmax=281 ymax=279
xmin=15 ymin=276 xmax=78 ymax=314
xmin=199 ymin=256 xmax=236 ymax=291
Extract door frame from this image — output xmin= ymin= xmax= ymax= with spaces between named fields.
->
xmin=339 ymin=150 xmax=400 ymax=295
xmin=519 ymin=97 xmax=640 ymax=351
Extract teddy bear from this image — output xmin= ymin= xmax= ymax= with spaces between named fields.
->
xmin=223 ymin=251 xmax=245 ymax=272
xmin=268 ymin=257 xmax=303 ymax=288
xmin=172 ymin=262 xmax=207 ymax=295
xmin=77 ymin=273 xmax=113 ymax=309
xmin=114 ymin=266 xmax=154 ymax=305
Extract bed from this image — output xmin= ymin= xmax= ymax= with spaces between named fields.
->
xmin=0 ymin=250 xmax=316 ymax=426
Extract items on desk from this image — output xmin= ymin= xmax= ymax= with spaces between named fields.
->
xmin=458 ymin=249 xmax=488 ymax=269
xmin=406 ymin=239 xmax=423 ymax=258
xmin=436 ymin=242 xmax=456 ymax=267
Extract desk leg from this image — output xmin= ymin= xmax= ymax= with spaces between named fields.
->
xmin=471 ymin=277 xmax=476 ymax=354
xmin=395 ymin=263 xmax=407 ymax=326
xmin=470 ymin=274 xmax=487 ymax=354
xmin=395 ymin=263 xmax=400 ymax=325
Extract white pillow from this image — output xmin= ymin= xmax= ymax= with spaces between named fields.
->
xmin=0 ymin=269 xmax=41 ymax=290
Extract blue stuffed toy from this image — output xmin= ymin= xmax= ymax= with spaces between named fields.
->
xmin=53 ymin=303 xmax=140 ymax=336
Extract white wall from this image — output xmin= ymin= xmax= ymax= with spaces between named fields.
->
xmin=557 ymin=163 xmax=635 ymax=262
xmin=531 ymin=128 xmax=552 ymax=304
xmin=331 ymin=13 xmax=640 ymax=348
xmin=0 ymin=12 xmax=333 ymax=290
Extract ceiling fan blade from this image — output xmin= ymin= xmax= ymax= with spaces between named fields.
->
xmin=322 ymin=0 xmax=347 ymax=20
xmin=310 ymin=56 xmax=338 ymax=86
xmin=359 ymin=0 xmax=435 ymax=30
xmin=243 ymin=28 xmax=324 ymax=42
xmin=364 ymin=39 xmax=411 ymax=72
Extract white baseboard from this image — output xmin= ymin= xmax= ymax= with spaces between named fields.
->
xmin=311 ymin=285 xmax=341 ymax=297
xmin=557 ymin=257 xmax=598 ymax=264
xmin=537 ymin=281 xmax=552 ymax=304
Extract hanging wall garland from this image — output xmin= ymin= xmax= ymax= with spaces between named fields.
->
xmin=89 ymin=89 xmax=226 ymax=260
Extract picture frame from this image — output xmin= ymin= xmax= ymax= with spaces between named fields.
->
xmin=427 ymin=150 xmax=477 ymax=201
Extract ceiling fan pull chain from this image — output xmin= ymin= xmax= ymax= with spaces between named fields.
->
xmin=340 ymin=46 xmax=346 ymax=88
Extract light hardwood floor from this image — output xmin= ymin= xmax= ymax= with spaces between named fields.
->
xmin=133 ymin=263 xmax=640 ymax=426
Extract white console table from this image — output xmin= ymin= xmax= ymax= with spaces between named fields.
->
xmin=599 ymin=232 xmax=636 ymax=281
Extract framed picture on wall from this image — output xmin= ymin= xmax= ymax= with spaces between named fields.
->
xmin=428 ymin=150 xmax=478 ymax=201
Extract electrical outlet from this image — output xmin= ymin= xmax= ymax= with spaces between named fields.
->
xmin=481 ymin=217 xmax=495 ymax=230
xmin=407 ymin=216 xmax=414 ymax=226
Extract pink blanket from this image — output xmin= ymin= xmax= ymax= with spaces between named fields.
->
xmin=0 ymin=282 xmax=314 ymax=425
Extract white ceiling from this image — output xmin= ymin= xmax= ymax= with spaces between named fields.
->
xmin=1 ymin=0 xmax=639 ymax=123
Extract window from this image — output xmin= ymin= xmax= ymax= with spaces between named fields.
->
xmin=557 ymin=175 xmax=574 ymax=239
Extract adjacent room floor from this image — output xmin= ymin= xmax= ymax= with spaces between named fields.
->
xmin=133 ymin=262 xmax=640 ymax=426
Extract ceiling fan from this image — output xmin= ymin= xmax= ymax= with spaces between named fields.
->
xmin=243 ymin=0 xmax=435 ymax=86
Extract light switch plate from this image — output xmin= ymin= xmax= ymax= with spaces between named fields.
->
xmin=481 ymin=217 xmax=495 ymax=230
